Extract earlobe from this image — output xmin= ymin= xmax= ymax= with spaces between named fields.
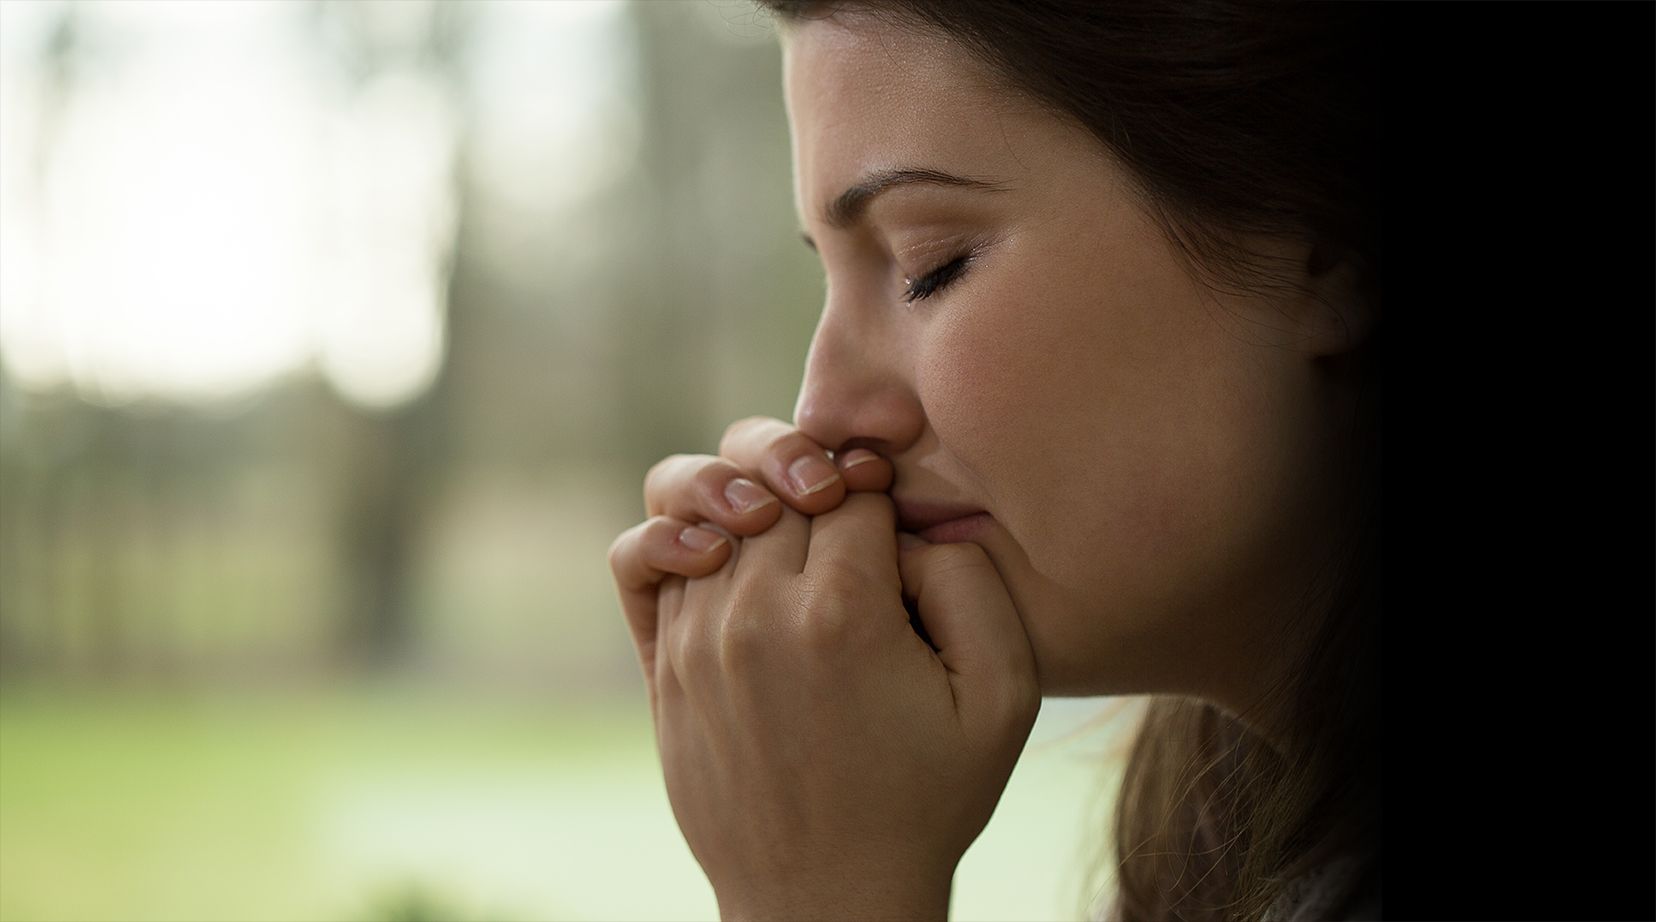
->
xmin=1296 ymin=241 xmax=1377 ymax=358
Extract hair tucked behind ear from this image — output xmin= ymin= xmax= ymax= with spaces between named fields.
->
xmin=753 ymin=2 xmax=1381 ymax=919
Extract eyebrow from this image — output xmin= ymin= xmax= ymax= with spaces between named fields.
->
xmin=799 ymin=167 xmax=1012 ymax=251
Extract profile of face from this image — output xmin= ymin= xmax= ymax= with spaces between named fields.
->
xmin=782 ymin=13 xmax=1362 ymax=720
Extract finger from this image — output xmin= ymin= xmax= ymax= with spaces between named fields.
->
xmin=608 ymin=516 xmax=733 ymax=677
xmin=655 ymin=574 xmax=687 ymax=714
xmin=835 ymin=447 xmax=895 ymax=493
xmin=805 ymin=491 xmax=901 ymax=598
xmin=733 ymin=499 xmax=812 ymax=575
xmin=717 ymin=415 xmax=847 ymax=514
xmin=897 ymin=539 xmax=1040 ymax=728
xmin=643 ymin=453 xmax=784 ymax=535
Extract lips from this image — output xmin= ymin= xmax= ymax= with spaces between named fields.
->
xmin=892 ymin=496 xmax=988 ymax=534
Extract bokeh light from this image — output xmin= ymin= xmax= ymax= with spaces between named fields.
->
xmin=0 ymin=2 xmax=1138 ymax=919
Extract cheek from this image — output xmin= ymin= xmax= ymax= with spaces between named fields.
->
xmin=918 ymin=297 xmax=1069 ymax=489
xmin=919 ymin=275 xmax=1123 ymax=541
xmin=917 ymin=241 xmax=1273 ymax=628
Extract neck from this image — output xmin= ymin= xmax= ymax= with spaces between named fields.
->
xmin=1209 ymin=347 xmax=1377 ymax=757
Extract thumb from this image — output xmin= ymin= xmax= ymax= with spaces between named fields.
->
xmin=897 ymin=536 xmax=1040 ymax=727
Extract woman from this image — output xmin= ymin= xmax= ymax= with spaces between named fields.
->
xmin=607 ymin=1 xmax=1380 ymax=919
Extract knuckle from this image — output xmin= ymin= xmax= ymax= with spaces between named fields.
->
xmin=801 ymin=610 xmax=855 ymax=654
xmin=769 ymin=428 xmax=822 ymax=463
xmin=686 ymin=641 xmax=716 ymax=680
xmin=668 ymin=626 xmax=701 ymax=678
xmin=798 ymin=576 xmax=858 ymax=651
xmin=1010 ymin=677 xmax=1041 ymax=720
xmin=643 ymin=455 xmax=695 ymax=510
xmin=644 ymin=453 xmax=685 ymax=487
xmin=810 ymin=559 xmax=860 ymax=598
xmin=974 ymin=672 xmax=1038 ymax=733
xmin=672 ymin=620 xmax=716 ymax=679
xmin=1002 ymin=681 xmax=1042 ymax=732
xmin=607 ymin=520 xmax=649 ymax=571
xmin=606 ymin=531 xmax=631 ymax=570
xmin=644 ymin=513 xmax=680 ymax=541
xmin=692 ymin=458 xmax=741 ymax=505
xmin=724 ymin=576 xmax=769 ymax=622
xmin=718 ymin=615 xmax=768 ymax=672
xmin=640 ymin=515 xmax=688 ymax=560
xmin=719 ymin=415 xmax=775 ymax=456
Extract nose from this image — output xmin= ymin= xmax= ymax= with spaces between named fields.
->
xmin=792 ymin=295 xmax=925 ymax=456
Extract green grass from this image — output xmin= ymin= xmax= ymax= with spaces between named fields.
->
xmin=0 ymin=683 xmax=1128 ymax=921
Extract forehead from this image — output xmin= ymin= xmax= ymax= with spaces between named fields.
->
xmin=780 ymin=16 xmax=1051 ymax=224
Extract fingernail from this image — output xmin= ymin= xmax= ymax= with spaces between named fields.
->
xmin=839 ymin=449 xmax=880 ymax=470
xmin=788 ymin=454 xmax=840 ymax=496
xmin=678 ymin=526 xmax=727 ymax=553
xmin=724 ymin=478 xmax=777 ymax=515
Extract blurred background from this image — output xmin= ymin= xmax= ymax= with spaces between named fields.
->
xmin=0 ymin=2 xmax=1140 ymax=919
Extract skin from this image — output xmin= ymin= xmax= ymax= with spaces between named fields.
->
xmin=779 ymin=13 xmax=1368 ymax=724
xmin=606 ymin=10 xmax=1371 ymax=917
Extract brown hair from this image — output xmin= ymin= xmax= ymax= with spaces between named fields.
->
xmin=753 ymin=1 xmax=1380 ymax=919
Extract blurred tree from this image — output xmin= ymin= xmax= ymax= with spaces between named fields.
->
xmin=305 ymin=0 xmax=475 ymax=669
xmin=0 ymin=0 xmax=826 ymax=690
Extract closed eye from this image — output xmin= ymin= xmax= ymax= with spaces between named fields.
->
xmin=902 ymin=253 xmax=973 ymax=304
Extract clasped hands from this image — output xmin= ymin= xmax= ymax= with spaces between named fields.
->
xmin=608 ymin=416 xmax=1040 ymax=921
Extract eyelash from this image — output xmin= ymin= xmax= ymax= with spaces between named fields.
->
xmin=901 ymin=253 xmax=973 ymax=304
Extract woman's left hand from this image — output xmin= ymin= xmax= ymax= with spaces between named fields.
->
xmin=650 ymin=491 xmax=1041 ymax=921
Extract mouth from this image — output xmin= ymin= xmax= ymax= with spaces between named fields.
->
xmin=892 ymin=496 xmax=992 ymax=544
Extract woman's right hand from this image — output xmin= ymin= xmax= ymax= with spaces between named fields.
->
xmin=606 ymin=416 xmax=894 ymax=708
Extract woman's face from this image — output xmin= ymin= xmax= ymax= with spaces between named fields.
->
xmin=782 ymin=16 xmax=1352 ymax=717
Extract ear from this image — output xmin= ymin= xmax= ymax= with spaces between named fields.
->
xmin=1198 ymin=233 xmax=1379 ymax=357
xmin=1292 ymin=240 xmax=1378 ymax=357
